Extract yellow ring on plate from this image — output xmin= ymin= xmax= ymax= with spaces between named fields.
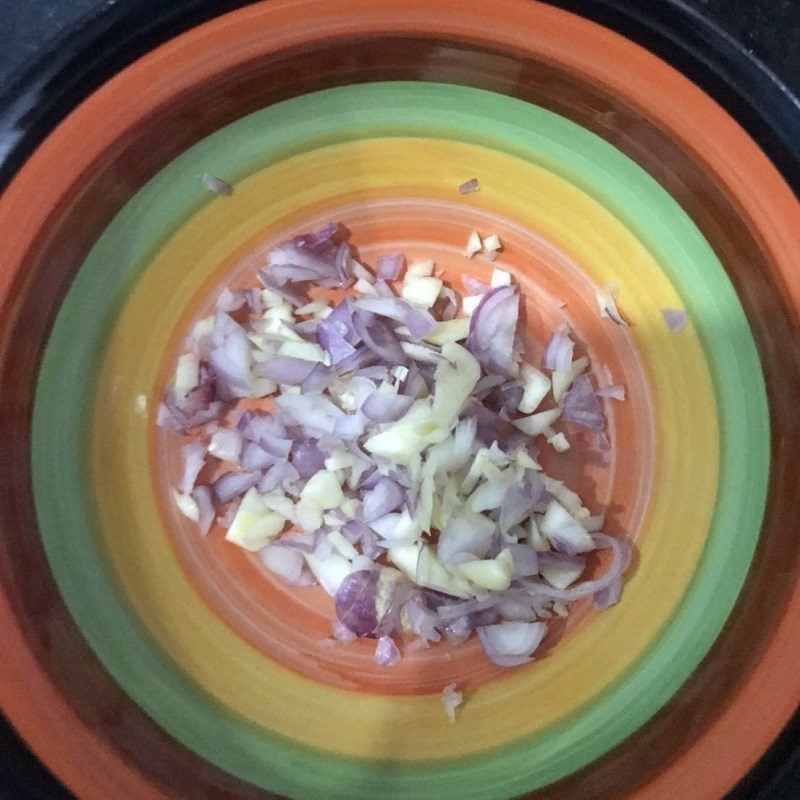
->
xmin=91 ymin=138 xmax=717 ymax=758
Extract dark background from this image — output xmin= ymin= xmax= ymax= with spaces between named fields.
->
xmin=0 ymin=1 xmax=798 ymax=798
xmin=5 ymin=0 xmax=798 ymax=98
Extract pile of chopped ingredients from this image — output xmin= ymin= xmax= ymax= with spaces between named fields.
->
xmin=158 ymin=220 xmax=633 ymax=692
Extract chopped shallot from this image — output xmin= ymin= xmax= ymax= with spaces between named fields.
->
xmin=374 ymin=635 xmax=401 ymax=666
xmin=157 ymin=221 xmax=630 ymax=682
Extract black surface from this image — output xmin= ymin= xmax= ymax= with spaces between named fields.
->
xmin=0 ymin=1 xmax=798 ymax=799
xmin=1 ymin=0 xmax=798 ymax=99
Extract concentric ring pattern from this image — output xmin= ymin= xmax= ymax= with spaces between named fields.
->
xmin=31 ymin=83 xmax=768 ymax=799
xmin=139 ymin=192 xmax=657 ymax=699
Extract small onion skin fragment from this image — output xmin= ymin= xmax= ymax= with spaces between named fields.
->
xmin=458 ymin=178 xmax=480 ymax=194
xmin=202 ymin=174 xmax=233 ymax=196
xmin=661 ymin=308 xmax=688 ymax=332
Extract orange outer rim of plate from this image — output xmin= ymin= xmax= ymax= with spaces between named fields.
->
xmin=0 ymin=2 xmax=798 ymax=799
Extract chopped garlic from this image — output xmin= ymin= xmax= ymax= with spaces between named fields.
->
xmin=264 ymin=303 xmax=294 ymax=323
xmin=300 ymin=470 xmax=344 ymax=510
xmin=483 ymin=234 xmax=502 ymax=261
xmin=467 ymin=472 xmax=516 ymax=512
xmin=174 ymin=353 xmax=199 ymax=398
xmin=464 ymin=231 xmax=482 ymax=258
xmin=191 ymin=315 xmax=214 ymax=340
xmin=514 ymin=449 xmax=542 ymax=471
xmin=375 ymin=568 xmax=406 ymax=619
xmin=364 ymin=401 xmax=447 ymax=467
xmin=295 ymin=501 xmax=322 ymax=532
xmin=389 ymin=543 xmax=473 ymax=598
xmin=323 ymin=511 xmax=345 ymax=528
xmin=173 ymin=490 xmax=200 ymax=523
xmin=260 ymin=490 xmax=296 ymax=520
xmin=461 ymin=294 xmax=483 ymax=315
xmin=278 ymin=339 xmax=326 ymax=363
xmin=432 ymin=343 xmax=481 ymax=426
xmin=424 ymin=317 xmax=471 ymax=345
xmin=339 ymin=497 xmax=361 ymax=517
xmin=540 ymin=501 xmax=595 ymax=553
xmin=402 ymin=276 xmax=443 ymax=309
xmin=304 ymin=551 xmax=353 ymax=596
xmin=529 ymin=516 xmax=550 ymax=551
xmin=295 ymin=300 xmax=329 ymax=316
xmin=406 ymin=259 xmax=435 ymax=278
xmin=328 ymin=529 xmax=359 ymax=559
xmin=518 ymin=364 xmax=551 ymax=413
xmin=514 ymin=406 xmax=562 ymax=436
xmin=260 ymin=287 xmax=285 ymax=308
xmin=400 ymin=341 xmax=443 ymax=363
xmin=455 ymin=549 xmax=514 ymax=591
xmin=226 ymin=489 xmax=286 ymax=551
xmin=208 ymin=428 xmax=243 ymax=462
xmin=354 ymin=277 xmax=377 ymax=295
xmin=490 ymin=267 xmax=511 ymax=287
xmin=552 ymin=356 xmax=590 ymax=402
xmin=324 ymin=449 xmax=356 ymax=471
xmin=371 ymin=508 xmax=421 ymax=543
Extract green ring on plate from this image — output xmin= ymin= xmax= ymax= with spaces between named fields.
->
xmin=32 ymin=82 xmax=768 ymax=798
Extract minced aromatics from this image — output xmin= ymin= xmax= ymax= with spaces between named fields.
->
xmin=158 ymin=222 xmax=630 ymax=686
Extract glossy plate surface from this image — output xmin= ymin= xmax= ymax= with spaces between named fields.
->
xmin=0 ymin=2 xmax=797 ymax=800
